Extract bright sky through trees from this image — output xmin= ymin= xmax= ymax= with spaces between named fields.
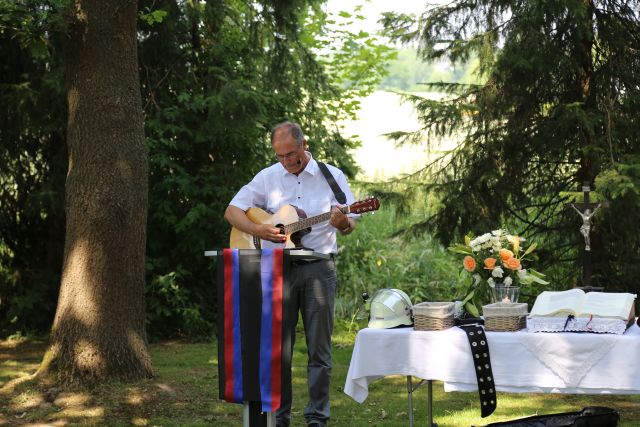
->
xmin=324 ymin=0 xmax=426 ymax=38
xmin=324 ymin=1 xmax=449 ymax=180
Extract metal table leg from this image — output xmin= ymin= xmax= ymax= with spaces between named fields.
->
xmin=407 ymin=376 xmax=415 ymax=427
xmin=406 ymin=376 xmax=437 ymax=427
xmin=427 ymin=379 xmax=436 ymax=427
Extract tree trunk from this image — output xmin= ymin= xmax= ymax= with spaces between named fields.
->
xmin=576 ymin=0 xmax=596 ymax=185
xmin=37 ymin=0 xmax=153 ymax=384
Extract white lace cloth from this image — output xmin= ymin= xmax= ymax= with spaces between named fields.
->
xmin=344 ymin=323 xmax=640 ymax=403
xmin=528 ymin=316 xmax=630 ymax=334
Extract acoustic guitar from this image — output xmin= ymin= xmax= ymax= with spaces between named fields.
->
xmin=229 ymin=197 xmax=380 ymax=249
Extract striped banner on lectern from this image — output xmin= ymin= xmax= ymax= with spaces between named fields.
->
xmin=217 ymin=248 xmax=292 ymax=412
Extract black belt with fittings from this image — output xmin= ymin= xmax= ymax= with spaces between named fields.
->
xmin=456 ymin=318 xmax=497 ymax=418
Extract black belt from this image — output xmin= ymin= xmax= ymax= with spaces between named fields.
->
xmin=457 ymin=319 xmax=497 ymax=418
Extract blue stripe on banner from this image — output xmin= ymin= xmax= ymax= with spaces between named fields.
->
xmin=232 ymin=249 xmax=243 ymax=403
xmin=259 ymin=249 xmax=274 ymax=412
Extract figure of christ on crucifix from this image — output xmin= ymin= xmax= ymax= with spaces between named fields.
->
xmin=566 ymin=182 xmax=608 ymax=289
xmin=570 ymin=202 xmax=601 ymax=251
xmin=568 ymin=183 xmax=607 ymax=253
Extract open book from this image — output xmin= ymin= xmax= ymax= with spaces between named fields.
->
xmin=530 ymin=289 xmax=636 ymax=320
xmin=528 ymin=289 xmax=636 ymax=334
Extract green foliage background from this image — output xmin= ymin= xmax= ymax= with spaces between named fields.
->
xmin=377 ymin=0 xmax=640 ymax=297
xmin=1 ymin=0 xmax=640 ymax=340
xmin=0 ymin=0 xmax=394 ymax=338
xmin=335 ymin=203 xmax=461 ymax=327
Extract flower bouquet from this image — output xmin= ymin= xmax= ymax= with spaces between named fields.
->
xmin=448 ymin=229 xmax=548 ymax=317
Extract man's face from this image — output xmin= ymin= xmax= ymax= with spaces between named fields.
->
xmin=272 ymin=132 xmax=306 ymax=174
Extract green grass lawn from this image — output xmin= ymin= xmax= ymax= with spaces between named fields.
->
xmin=1 ymin=330 xmax=639 ymax=426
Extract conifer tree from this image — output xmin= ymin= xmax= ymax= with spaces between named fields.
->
xmin=381 ymin=0 xmax=640 ymax=291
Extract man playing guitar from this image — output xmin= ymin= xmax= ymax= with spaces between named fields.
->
xmin=224 ymin=121 xmax=357 ymax=427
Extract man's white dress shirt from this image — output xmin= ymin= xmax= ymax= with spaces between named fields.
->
xmin=229 ymin=153 xmax=356 ymax=254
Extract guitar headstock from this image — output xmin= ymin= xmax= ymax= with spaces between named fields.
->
xmin=349 ymin=197 xmax=380 ymax=214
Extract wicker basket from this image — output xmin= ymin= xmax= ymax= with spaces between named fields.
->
xmin=483 ymin=302 xmax=528 ymax=332
xmin=413 ymin=302 xmax=455 ymax=331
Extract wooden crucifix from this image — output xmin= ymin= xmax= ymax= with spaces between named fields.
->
xmin=566 ymin=182 xmax=608 ymax=288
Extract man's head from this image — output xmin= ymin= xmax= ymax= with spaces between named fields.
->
xmin=271 ymin=121 xmax=305 ymax=147
xmin=271 ymin=121 xmax=308 ymax=174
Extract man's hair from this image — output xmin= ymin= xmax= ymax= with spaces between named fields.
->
xmin=271 ymin=121 xmax=305 ymax=147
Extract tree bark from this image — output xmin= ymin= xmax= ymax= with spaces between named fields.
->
xmin=37 ymin=0 xmax=153 ymax=384
xmin=576 ymin=0 xmax=596 ymax=185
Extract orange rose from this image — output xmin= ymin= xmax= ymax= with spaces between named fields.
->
xmin=499 ymin=248 xmax=514 ymax=261
xmin=483 ymin=257 xmax=497 ymax=269
xmin=463 ymin=256 xmax=476 ymax=272
xmin=504 ymin=257 xmax=521 ymax=270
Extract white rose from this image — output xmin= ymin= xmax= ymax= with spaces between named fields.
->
xmin=487 ymin=236 xmax=498 ymax=246
xmin=492 ymin=266 xmax=504 ymax=278
xmin=504 ymin=276 xmax=513 ymax=286
xmin=492 ymin=229 xmax=503 ymax=237
xmin=472 ymin=245 xmax=481 ymax=252
xmin=477 ymin=233 xmax=491 ymax=244
xmin=473 ymin=274 xmax=482 ymax=285
xmin=487 ymin=277 xmax=495 ymax=287
xmin=517 ymin=269 xmax=527 ymax=279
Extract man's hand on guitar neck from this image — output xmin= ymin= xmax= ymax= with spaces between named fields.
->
xmin=330 ymin=206 xmax=354 ymax=235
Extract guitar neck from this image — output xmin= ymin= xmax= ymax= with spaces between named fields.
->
xmin=285 ymin=205 xmax=349 ymax=234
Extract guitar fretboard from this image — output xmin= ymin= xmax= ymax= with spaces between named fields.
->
xmin=284 ymin=206 xmax=349 ymax=234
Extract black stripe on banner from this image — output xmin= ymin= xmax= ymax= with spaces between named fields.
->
xmin=239 ymin=251 xmax=263 ymax=402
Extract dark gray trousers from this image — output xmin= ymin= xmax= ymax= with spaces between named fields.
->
xmin=276 ymin=258 xmax=337 ymax=427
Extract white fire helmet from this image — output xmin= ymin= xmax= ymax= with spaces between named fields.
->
xmin=368 ymin=288 xmax=413 ymax=329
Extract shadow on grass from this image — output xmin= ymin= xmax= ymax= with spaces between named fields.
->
xmin=0 ymin=339 xmax=238 ymax=426
xmin=1 ymin=336 xmax=639 ymax=426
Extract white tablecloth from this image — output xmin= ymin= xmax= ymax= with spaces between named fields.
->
xmin=344 ymin=323 xmax=640 ymax=403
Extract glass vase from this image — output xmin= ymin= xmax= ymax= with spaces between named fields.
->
xmin=491 ymin=284 xmax=520 ymax=303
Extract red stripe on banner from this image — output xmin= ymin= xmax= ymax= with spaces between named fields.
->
xmin=223 ymin=248 xmax=235 ymax=402
xmin=270 ymin=249 xmax=284 ymax=411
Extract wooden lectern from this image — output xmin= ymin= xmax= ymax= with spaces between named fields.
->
xmin=205 ymin=249 xmax=329 ymax=427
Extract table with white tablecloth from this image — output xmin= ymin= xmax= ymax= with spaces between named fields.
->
xmin=344 ymin=323 xmax=640 ymax=425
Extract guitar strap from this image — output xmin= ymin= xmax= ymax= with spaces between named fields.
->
xmin=317 ymin=162 xmax=346 ymax=204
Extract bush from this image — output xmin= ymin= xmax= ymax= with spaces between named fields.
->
xmin=336 ymin=205 xmax=461 ymax=325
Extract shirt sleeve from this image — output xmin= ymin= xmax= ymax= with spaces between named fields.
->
xmin=229 ymin=171 xmax=267 ymax=211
